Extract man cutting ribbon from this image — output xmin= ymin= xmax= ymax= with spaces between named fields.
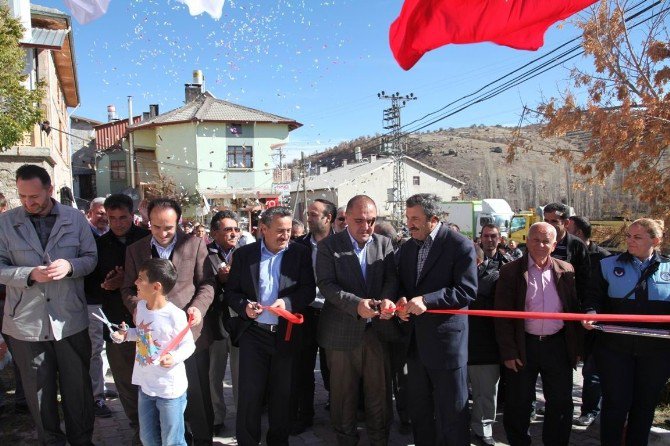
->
xmin=225 ymin=206 xmax=315 ymax=446
xmin=395 ymin=193 xmax=477 ymax=446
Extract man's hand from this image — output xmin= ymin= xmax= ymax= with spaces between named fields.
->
xmin=378 ymin=299 xmax=396 ymax=320
xmin=187 ymin=307 xmax=202 ymax=326
xmin=30 ymin=266 xmax=52 ymax=283
xmin=45 ymin=259 xmax=71 ymax=280
xmin=404 ymin=296 xmax=428 ymax=316
xmin=270 ymin=298 xmax=286 ymax=311
xmin=395 ymin=297 xmax=409 ymax=321
xmin=245 ymin=301 xmax=263 ymax=319
xmin=216 ymin=264 xmax=231 ymax=284
xmin=102 ymin=266 xmax=125 ymax=290
xmin=357 ymin=299 xmax=380 ymax=319
xmin=159 ymin=353 xmax=174 ymax=368
xmin=504 ymin=358 xmax=524 ymax=372
xmin=581 ymin=320 xmax=597 ymax=331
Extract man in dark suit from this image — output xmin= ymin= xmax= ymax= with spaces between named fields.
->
xmin=316 ymin=195 xmax=398 ymax=446
xmin=206 ymin=210 xmax=241 ymax=436
xmin=122 ymin=198 xmax=215 ymax=446
xmin=290 ymin=198 xmax=336 ymax=435
xmin=568 ymin=215 xmax=610 ymax=427
xmin=543 ymin=202 xmax=590 ymax=297
xmin=494 ymin=222 xmax=582 ymax=446
xmin=395 ymin=193 xmax=477 ymax=446
xmin=225 ymin=206 xmax=315 ymax=446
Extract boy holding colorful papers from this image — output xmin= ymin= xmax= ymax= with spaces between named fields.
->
xmin=112 ymin=258 xmax=195 ymax=446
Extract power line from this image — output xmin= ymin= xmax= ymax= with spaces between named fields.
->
xmin=403 ymin=0 xmax=666 ymax=135
xmin=321 ymin=0 xmax=662 ymax=157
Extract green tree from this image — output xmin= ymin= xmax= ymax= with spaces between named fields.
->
xmin=0 ymin=5 xmax=44 ymax=150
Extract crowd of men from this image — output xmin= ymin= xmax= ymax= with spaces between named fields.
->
xmin=0 ymin=163 xmax=634 ymax=446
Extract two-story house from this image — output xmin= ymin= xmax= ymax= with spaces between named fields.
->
xmin=123 ymin=72 xmax=301 ymax=214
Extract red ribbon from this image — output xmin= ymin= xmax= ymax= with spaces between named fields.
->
xmin=387 ymin=306 xmax=670 ymax=323
xmin=260 ymin=306 xmax=304 ymax=341
xmin=160 ymin=313 xmax=194 ymax=358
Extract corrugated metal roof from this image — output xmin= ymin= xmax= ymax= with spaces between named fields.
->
xmin=129 ymin=93 xmax=302 ymax=131
xmin=289 ymin=156 xmax=464 ymax=192
xmin=21 ymin=27 xmax=68 ymax=50
xmin=95 ymin=117 xmax=143 ymax=151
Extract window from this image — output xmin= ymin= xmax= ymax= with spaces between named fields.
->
xmin=413 ymin=176 xmax=420 ymax=185
xmin=228 ymin=124 xmax=243 ymax=136
xmin=227 ymin=146 xmax=253 ymax=168
xmin=111 ymin=160 xmax=127 ymax=180
xmin=509 ymin=216 xmax=526 ymax=235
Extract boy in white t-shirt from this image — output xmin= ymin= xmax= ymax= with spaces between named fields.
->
xmin=111 ymin=258 xmax=195 ymax=446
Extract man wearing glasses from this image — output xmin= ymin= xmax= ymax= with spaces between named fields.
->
xmin=207 ymin=210 xmax=241 ymax=436
xmin=333 ymin=206 xmax=347 ymax=233
xmin=316 ymin=195 xmax=398 ymax=445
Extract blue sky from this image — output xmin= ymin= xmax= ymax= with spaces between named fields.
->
xmin=38 ymin=0 xmax=597 ymax=161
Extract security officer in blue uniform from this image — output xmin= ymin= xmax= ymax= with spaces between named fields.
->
xmin=583 ymin=218 xmax=670 ymax=446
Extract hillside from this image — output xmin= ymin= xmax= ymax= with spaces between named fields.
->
xmin=300 ymin=125 xmax=645 ymax=218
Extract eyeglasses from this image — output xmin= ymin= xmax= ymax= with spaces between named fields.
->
xmin=222 ymin=227 xmax=241 ymax=233
xmin=337 ymin=217 xmax=346 ymax=222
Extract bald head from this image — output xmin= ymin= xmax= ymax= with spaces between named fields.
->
xmin=527 ymin=222 xmax=557 ymax=266
xmin=346 ymin=195 xmax=376 ymax=213
xmin=529 ymin=222 xmax=557 ymax=241
xmin=345 ymin=195 xmax=377 ymax=247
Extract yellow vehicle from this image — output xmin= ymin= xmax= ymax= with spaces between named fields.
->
xmin=509 ymin=207 xmax=628 ymax=252
xmin=509 ymin=209 xmax=542 ymax=245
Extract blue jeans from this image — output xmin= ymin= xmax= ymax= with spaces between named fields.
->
xmin=138 ymin=390 xmax=187 ymax=446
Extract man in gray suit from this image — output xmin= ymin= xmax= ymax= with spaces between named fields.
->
xmin=0 ymin=164 xmax=98 ymax=445
xmin=316 ymin=195 xmax=398 ymax=446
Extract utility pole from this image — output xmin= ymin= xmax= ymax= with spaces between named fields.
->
xmin=378 ymin=91 xmax=416 ymax=229
xmin=127 ymin=96 xmax=136 ymax=189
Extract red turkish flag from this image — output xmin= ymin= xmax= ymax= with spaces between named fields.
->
xmin=390 ymin=0 xmax=598 ymax=70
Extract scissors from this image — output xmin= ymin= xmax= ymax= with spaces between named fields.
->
xmin=92 ymin=308 xmax=123 ymax=332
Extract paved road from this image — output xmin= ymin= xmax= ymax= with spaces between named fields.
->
xmin=4 ymin=359 xmax=669 ymax=445
xmin=93 ymin=360 xmax=670 ymax=446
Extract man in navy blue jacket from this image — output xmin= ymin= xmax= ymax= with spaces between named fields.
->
xmin=396 ymin=193 xmax=478 ymax=446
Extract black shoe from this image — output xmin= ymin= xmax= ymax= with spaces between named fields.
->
xmin=94 ymin=399 xmax=112 ymax=418
xmin=14 ymin=402 xmax=29 ymax=414
xmin=473 ymin=434 xmax=496 ymax=446
xmin=104 ymin=390 xmax=118 ymax=399
xmin=398 ymin=421 xmax=412 ymax=435
xmin=213 ymin=423 xmax=225 ymax=437
xmin=290 ymin=419 xmax=313 ymax=436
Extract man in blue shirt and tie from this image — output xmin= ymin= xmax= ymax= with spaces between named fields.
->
xmin=225 ymin=206 xmax=315 ymax=446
